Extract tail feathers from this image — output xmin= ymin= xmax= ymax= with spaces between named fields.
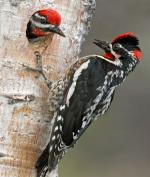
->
xmin=37 ymin=166 xmax=48 ymax=177
xmin=47 ymin=152 xmax=58 ymax=172
xmin=36 ymin=144 xmax=49 ymax=177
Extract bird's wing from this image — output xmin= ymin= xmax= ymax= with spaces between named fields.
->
xmin=36 ymin=56 xmax=116 ymax=175
xmin=48 ymin=57 xmax=109 ymax=170
xmin=61 ymin=57 xmax=107 ymax=146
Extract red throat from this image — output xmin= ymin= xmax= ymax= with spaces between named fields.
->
xmin=103 ymin=53 xmax=115 ymax=60
xmin=32 ymin=28 xmax=45 ymax=37
xmin=38 ymin=9 xmax=61 ymax=26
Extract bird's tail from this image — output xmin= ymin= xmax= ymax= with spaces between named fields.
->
xmin=36 ymin=144 xmax=49 ymax=177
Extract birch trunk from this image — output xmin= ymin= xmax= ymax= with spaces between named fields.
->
xmin=0 ymin=0 xmax=96 ymax=177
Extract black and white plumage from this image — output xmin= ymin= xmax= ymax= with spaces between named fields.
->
xmin=36 ymin=32 xmax=142 ymax=177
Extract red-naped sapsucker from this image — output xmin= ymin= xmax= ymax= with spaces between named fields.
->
xmin=36 ymin=32 xmax=142 ymax=177
xmin=26 ymin=9 xmax=65 ymax=40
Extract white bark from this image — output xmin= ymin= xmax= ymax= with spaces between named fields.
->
xmin=0 ymin=0 xmax=96 ymax=177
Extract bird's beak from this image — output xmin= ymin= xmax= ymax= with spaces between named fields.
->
xmin=52 ymin=26 xmax=66 ymax=37
xmin=93 ymin=39 xmax=122 ymax=66
xmin=93 ymin=39 xmax=103 ymax=47
xmin=93 ymin=39 xmax=111 ymax=52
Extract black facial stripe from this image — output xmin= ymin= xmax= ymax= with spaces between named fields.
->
xmin=32 ymin=13 xmax=47 ymax=24
xmin=30 ymin=15 xmax=57 ymax=33
xmin=121 ymin=44 xmax=141 ymax=52
xmin=30 ymin=18 xmax=53 ymax=32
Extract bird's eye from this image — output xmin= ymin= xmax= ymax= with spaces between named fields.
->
xmin=33 ymin=12 xmax=47 ymax=24
xmin=40 ymin=18 xmax=47 ymax=24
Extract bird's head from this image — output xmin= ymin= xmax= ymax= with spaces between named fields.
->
xmin=94 ymin=32 xmax=142 ymax=65
xmin=26 ymin=9 xmax=65 ymax=40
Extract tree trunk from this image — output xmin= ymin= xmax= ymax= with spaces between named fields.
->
xmin=0 ymin=0 xmax=95 ymax=177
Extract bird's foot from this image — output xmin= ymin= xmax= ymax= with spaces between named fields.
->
xmin=23 ymin=51 xmax=52 ymax=89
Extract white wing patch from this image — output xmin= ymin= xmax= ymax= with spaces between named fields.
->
xmin=66 ymin=60 xmax=90 ymax=106
xmin=54 ymin=126 xmax=59 ymax=132
xmin=60 ymin=105 xmax=65 ymax=111
xmin=82 ymin=70 xmax=121 ymax=127
xmin=50 ymin=145 xmax=53 ymax=152
xmin=57 ymin=115 xmax=62 ymax=121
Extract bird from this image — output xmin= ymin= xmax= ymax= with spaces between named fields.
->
xmin=26 ymin=8 xmax=65 ymax=41
xmin=35 ymin=32 xmax=142 ymax=177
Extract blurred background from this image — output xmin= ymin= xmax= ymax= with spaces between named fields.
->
xmin=60 ymin=1 xmax=150 ymax=177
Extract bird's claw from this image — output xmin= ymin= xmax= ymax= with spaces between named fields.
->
xmin=34 ymin=51 xmax=52 ymax=88
xmin=23 ymin=51 xmax=52 ymax=89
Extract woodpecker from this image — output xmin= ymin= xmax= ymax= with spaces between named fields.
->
xmin=26 ymin=9 xmax=65 ymax=40
xmin=36 ymin=32 xmax=142 ymax=177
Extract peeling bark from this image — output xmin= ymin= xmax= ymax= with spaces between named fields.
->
xmin=0 ymin=0 xmax=96 ymax=177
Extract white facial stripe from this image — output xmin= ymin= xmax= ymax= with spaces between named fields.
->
xmin=66 ymin=60 xmax=90 ymax=106
xmin=129 ymin=51 xmax=136 ymax=58
xmin=34 ymin=13 xmax=46 ymax=20
xmin=109 ymin=44 xmax=121 ymax=59
xmin=30 ymin=17 xmax=55 ymax=29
